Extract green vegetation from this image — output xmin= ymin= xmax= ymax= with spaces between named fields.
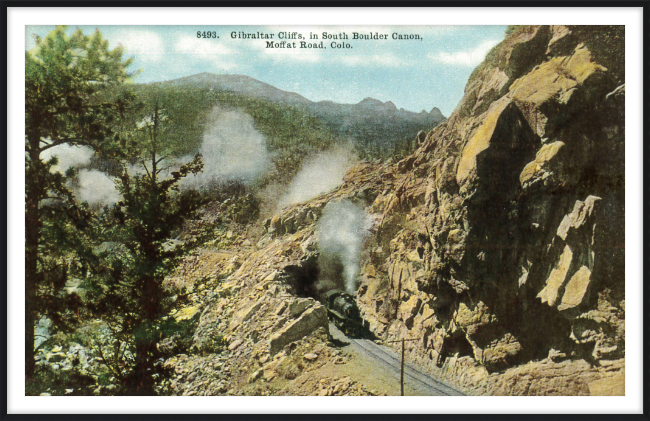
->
xmin=26 ymin=27 xmax=205 ymax=395
xmin=88 ymin=102 xmax=204 ymax=394
xmin=114 ymin=81 xmax=430 ymax=183
xmin=25 ymin=25 xmax=134 ymax=380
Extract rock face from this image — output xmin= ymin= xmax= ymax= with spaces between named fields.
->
xmin=348 ymin=25 xmax=625 ymax=395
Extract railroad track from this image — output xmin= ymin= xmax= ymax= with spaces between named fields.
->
xmin=329 ymin=323 xmax=464 ymax=396
xmin=350 ymin=338 xmax=464 ymax=396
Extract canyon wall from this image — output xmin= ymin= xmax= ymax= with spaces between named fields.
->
xmin=354 ymin=25 xmax=625 ymax=395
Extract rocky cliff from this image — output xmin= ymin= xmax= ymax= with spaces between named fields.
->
xmin=352 ymin=25 xmax=625 ymax=395
xmin=167 ymin=25 xmax=624 ymax=396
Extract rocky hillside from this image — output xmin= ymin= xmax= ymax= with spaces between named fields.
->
xmin=186 ymin=25 xmax=624 ymax=396
xmin=29 ymin=25 xmax=627 ymax=398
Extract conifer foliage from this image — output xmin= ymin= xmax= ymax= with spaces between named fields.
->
xmin=25 ymin=26 xmax=133 ymax=379
xmin=91 ymin=102 xmax=203 ymax=394
xmin=25 ymin=27 xmax=203 ymax=394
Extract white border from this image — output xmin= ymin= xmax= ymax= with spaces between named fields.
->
xmin=7 ymin=6 xmax=643 ymax=415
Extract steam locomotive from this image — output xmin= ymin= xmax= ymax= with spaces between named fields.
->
xmin=320 ymin=289 xmax=368 ymax=337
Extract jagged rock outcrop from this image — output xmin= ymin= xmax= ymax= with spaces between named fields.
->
xmin=350 ymin=25 xmax=624 ymax=395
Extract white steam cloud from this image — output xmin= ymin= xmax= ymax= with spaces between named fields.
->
xmin=76 ymin=169 xmax=122 ymax=208
xmin=181 ymin=107 xmax=270 ymax=189
xmin=279 ymin=148 xmax=355 ymax=209
xmin=41 ymin=144 xmax=94 ymax=174
xmin=40 ymin=144 xmax=121 ymax=208
xmin=316 ymin=200 xmax=369 ymax=294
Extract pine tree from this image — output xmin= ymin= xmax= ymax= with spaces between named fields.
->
xmin=25 ymin=26 xmax=133 ymax=378
xmin=88 ymin=102 xmax=203 ymax=394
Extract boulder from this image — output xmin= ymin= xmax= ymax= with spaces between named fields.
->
xmin=558 ymin=266 xmax=592 ymax=311
xmin=228 ymin=339 xmax=243 ymax=351
xmin=229 ymin=299 xmax=264 ymax=330
xmin=47 ymin=352 xmax=66 ymax=363
xmin=157 ymin=336 xmax=179 ymax=355
xmin=269 ymin=305 xmax=329 ymax=355
xmin=274 ymin=301 xmax=287 ymax=316
xmin=288 ymin=298 xmax=314 ymax=318
xmin=509 ymin=44 xmax=607 ymax=107
xmin=249 ymin=369 xmax=263 ymax=383
xmin=519 ymin=141 xmax=567 ymax=190
xmin=34 ymin=316 xmax=52 ymax=350
xmin=556 ymin=196 xmax=601 ymax=241
xmin=477 ymin=333 xmax=523 ymax=371
xmin=538 ymin=245 xmax=573 ymax=307
xmin=174 ymin=306 xmax=199 ymax=322
xmin=61 ymin=278 xmax=88 ymax=302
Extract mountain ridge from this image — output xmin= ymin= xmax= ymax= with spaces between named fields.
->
xmin=149 ymin=72 xmax=445 ymax=122
xmin=146 ymin=72 xmax=446 ymax=157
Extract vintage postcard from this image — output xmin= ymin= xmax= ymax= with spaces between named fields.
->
xmin=20 ymin=16 xmax=629 ymax=407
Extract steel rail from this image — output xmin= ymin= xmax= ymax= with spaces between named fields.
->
xmin=357 ymin=339 xmax=464 ymax=396
xmin=351 ymin=338 xmax=460 ymax=396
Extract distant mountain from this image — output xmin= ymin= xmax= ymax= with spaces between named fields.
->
xmin=151 ymin=73 xmax=445 ymax=155
xmin=428 ymin=107 xmax=445 ymax=122
xmin=166 ymin=73 xmax=312 ymax=106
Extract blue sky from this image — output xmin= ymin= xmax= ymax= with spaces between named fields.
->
xmin=26 ymin=25 xmax=507 ymax=116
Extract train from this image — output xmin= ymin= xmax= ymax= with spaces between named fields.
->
xmin=320 ymin=289 xmax=369 ymax=337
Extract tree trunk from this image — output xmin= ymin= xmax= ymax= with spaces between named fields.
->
xmin=25 ymin=131 xmax=42 ymax=378
xmin=25 ymin=209 xmax=37 ymax=378
xmin=128 ymin=335 xmax=156 ymax=395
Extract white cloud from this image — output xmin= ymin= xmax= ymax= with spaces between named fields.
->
xmin=338 ymin=53 xmax=403 ymax=67
xmin=113 ymin=29 xmax=166 ymax=62
xmin=432 ymin=39 xmax=500 ymax=67
xmin=180 ymin=107 xmax=270 ymax=189
xmin=174 ymin=34 xmax=233 ymax=56
xmin=173 ymin=34 xmax=239 ymax=70
xmin=279 ymin=148 xmax=355 ymax=208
